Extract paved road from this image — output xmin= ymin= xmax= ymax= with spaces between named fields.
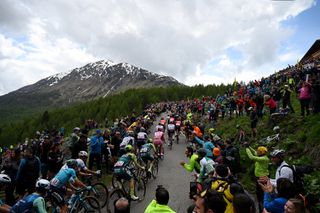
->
xmin=129 ymin=116 xmax=194 ymax=213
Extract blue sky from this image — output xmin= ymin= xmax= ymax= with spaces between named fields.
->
xmin=0 ymin=0 xmax=319 ymax=95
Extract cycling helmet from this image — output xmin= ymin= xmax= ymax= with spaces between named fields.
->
xmin=270 ymin=149 xmax=285 ymax=158
xmin=197 ymin=148 xmax=207 ymax=158
xmin=36 ymin=179 xmax=50 ymax=190
xmin=147 ymin=138 xmax=153 ymax=143
xmin=78 ymin=151 xmax=88 ymax=158
xmin=73 ymin=127 xmax=80 ymax=132
xmin=140 ymin=127 xmax=146 ymax=132
xmin=66 ymin=159 xmax=78 ymax=168
xmin=125 ymin=144 xmax=133 ymax=152
xmin=127 ymin=130 xmax=134 ymax=136
xmin=273 ymin=126 xmax=280 ymax=132
xmin=236 ymin=124 xmax=240 ymax=129
xmin=0 ymin=174 xmax=11 ymax=184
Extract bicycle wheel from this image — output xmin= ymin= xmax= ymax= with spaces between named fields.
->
xmin=107 ymin=189 xmax=126 ymax=213
xmin=151 ymin=159 xmax=159 ymax=179
xmin=111 ymin=175 xmax=122 ymax=189
xmin=87 ymin=182 xmax=109 ymax=208
xmin=134 ymin=177 xmax=146 ymax=201
xmin=76 ymin=196 xmax=101 ymax=213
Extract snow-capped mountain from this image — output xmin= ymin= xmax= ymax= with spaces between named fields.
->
xmin=0 ymin=60 xmax=183 ymax=121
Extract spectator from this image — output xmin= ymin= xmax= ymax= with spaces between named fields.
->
xmin=269 ymin=150 xmax=293 ymax=188
xmin=144 ymin=185 xmax=176 ymax=213
xmin=284 ymin=198 xmax=308 ymax=213
xmin=246 ymin=145 xmax=270 ymax=212
xmin=281 ymin=85 xmax=295 ymax=113
xmin=15 ymin=147 xmax=41 ymax=197
xmin=192 ymin=189 xmax=226 ymax=213
xmin=298 ymin=82 xmax=312 ymax=117
xmin=114 ymin=197 xmax=130 ymax=213
xmin=248 ymin=107 xmax=258 ymax=138
xmin=89 ymin=129 xmax=105 ymax=170
xmin=233 ymin=193 xmax=256 ymax=213
xmin=260 ymin=178 xmax=295 ymax=213
xmin=222 ymin=139 xmax=240 ymax=175
xmin=47 ymin=143 xmax=63 ymax=180
xmin=264 ymin=95 xmax=277 ymax=115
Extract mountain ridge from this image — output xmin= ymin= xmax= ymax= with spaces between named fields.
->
xmin=0 ymin=60 xmax=183 ymax=123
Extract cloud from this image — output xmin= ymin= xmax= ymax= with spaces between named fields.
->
xmin=0 ymin=0 xmax=316 ymax=95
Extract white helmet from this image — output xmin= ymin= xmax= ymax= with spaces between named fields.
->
xmin=273 ymin=126 xmax=280 ymax=132
xmin=79 ymin=151 xmax=88 ymax=157
xmin=36 ymin=179 xmax=50 ymax=190
xmin=270 ymin=149 xmax=285 ymax=157
xmin=0 ymin=174 xmax=11 ymax=184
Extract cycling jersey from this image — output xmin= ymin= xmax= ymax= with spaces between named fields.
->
xmin=140 ymin=143 xmax=156 ymax=161
xmin=76 ymin=158 xmax=87 ymax=171
xmin=120 ymin=136 xmax=135 ymax=149
xmin=160 ymin=119 xmax=166 ymax=125
xmin=175 ymin=121 xmax=181 ymax=127
xmin=113 ymin=153 xmax=138 ymax=180
xmin=153 ymin=131 xmax=164 ymax=145
xmin=9 ymin=193 xmax=46 ymax=213
xmin=50 ymin=167 xmax=77 ymax=188
xmin=155 ymin=125 xmax=164 ymax=132
xmin=167 ymin=124 xmax=175 ymax=132
xmin=137 ymin=132 xmax=148 ymax=140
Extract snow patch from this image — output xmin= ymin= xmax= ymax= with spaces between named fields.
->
xmin=47 ymin=71 xmax=70 ymax=86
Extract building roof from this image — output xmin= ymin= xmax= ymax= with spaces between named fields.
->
xmin=300 ymin=39 xmax=320 ymax=63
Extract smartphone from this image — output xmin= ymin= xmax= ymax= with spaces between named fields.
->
xmin=189 ymin=182 xmax=197 ymax=198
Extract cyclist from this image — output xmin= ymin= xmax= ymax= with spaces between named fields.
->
xmin=153 ymin=127 xmax=165 ymax=157
xmin=167 ymin=121 xmax=175 ymax=146
xmin=197 ymin=148 xmax=216 ymax=183
xmin=119 ymin=130 xmax=135 ymax=156
xmin=76 ymin=151 xmax=101 ymax=177
xmin=139 ymin=139 xmax=157 ymax=176
xmin=160 ymin=118 xmax=166 ymax=132
xmin=10 ymin=179 xmax=50 ymax=213
xmin=113 ymin=145 xmax=145 ymax=201
xmin=175 ymin=117 xmax=182 ymax=141
xmin=50 ymin=159 xmax=87 ymax=213
xmin=155 ymin=122 xmax=164 ymax=133
xmin=136 ymin=127 xmax=148 ymax=152
xmin=0 ymin=174 xmax=11 ymax=213
xmin=180 ymin=146 xmax=201 ymax=174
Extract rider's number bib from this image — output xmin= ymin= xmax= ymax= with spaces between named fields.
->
xmin=140 ymin=147 xmax=148 ymax=153
xmin=114 ymin=161 xmax=125 ymax=167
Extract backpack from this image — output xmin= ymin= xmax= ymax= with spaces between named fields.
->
xmin=9 ymin=193 xmax=40 ymax=213
xmin=279 ymin=164 xmax=314 ymax=195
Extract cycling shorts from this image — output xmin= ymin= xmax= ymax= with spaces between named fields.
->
xmin=114 ymin=167 xmax=133 ymax=181
xmin=140 ymin=153 xmax=154 ymax=162
xmin=153 ymin=139 xmax=163 ymax=146
xmin=136 ymin=139 xmax=146 ymax=149
xmin=49 ymin=186 xmax=66 ymax=206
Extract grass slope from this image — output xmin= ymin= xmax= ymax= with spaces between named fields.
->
xmin=212 ymin=96 xmax=320 ymax=210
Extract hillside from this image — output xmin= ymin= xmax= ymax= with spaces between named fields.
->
xmin=0 ymin=60 xmax=182 ymax=123
xmin=211 ymin=97 xmax=320 ymax=211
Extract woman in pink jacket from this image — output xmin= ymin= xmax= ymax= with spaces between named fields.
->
xmin=299 ymin=81 xmax=312 ymax=116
